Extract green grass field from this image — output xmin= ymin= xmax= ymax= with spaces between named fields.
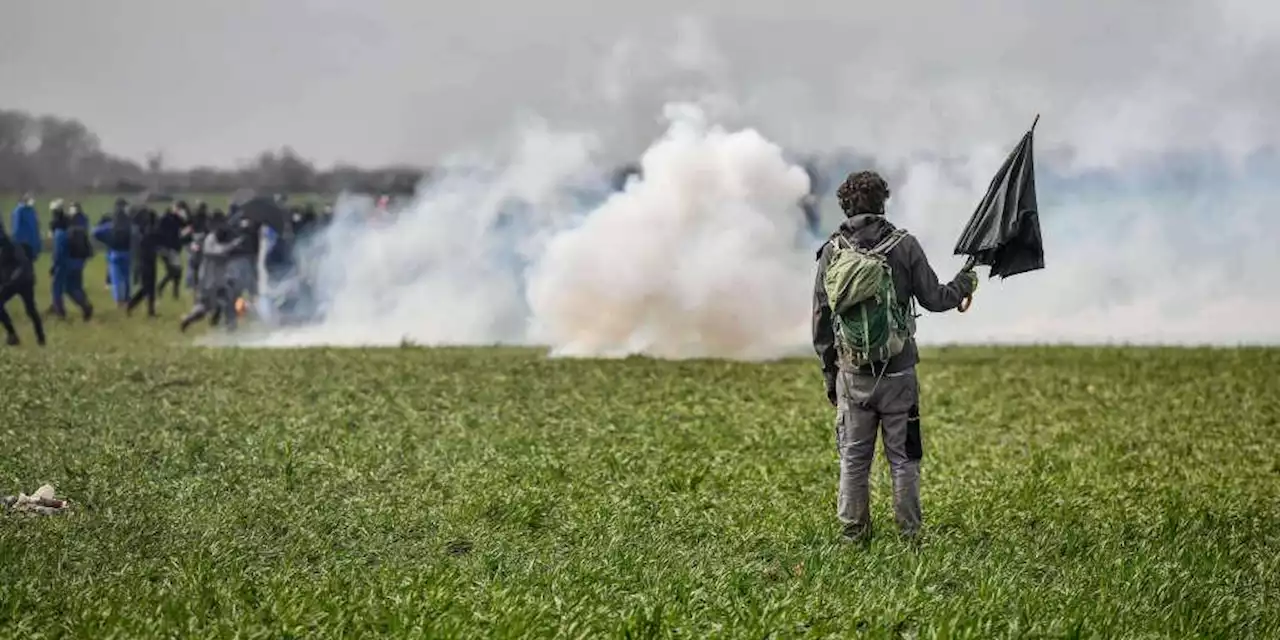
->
xmin=2 ymin=198 xmax=1279 ymax=638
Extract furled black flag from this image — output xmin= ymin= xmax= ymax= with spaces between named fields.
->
xmin=953 ymin=115 xmax=1045 ymax=311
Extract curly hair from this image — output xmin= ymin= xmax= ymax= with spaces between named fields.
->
xmin=836 ymin=170 xmax=891 ymax=216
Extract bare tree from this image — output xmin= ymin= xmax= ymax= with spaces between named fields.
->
xmin=0 ymin=107 xmax=430 ymax=195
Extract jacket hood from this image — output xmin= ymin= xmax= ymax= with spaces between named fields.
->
xmin=838 ymin=213 xmax=896 ymax=248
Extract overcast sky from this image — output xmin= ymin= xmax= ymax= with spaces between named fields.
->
xmin=5 ymin=0 xmax=1278 ymax=169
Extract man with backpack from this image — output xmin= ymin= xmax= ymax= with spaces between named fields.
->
xmin=812 ymin=171 xmax=978 ymax=542
xmin=49 ymin=205 xmax=94 ymax=321
xmin=93 ymin=200 xmax=134 ymax=309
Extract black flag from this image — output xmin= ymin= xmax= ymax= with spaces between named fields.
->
xmin=235 ymin=196 xmax=291 ymax=233
xmin=953 ymin=115 xmax=1044 ymax=311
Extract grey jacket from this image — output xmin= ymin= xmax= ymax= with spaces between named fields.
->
xmin=813 ymin=213 xmax=976 ymax=375
xmin=197 ymin=232 xmax=243 ymax=298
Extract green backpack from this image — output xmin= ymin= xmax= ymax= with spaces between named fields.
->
xmin=823 ymin=229 xmax=916 ymax=368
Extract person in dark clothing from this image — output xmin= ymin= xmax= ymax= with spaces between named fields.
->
xmin=98 ymin=213 xmax=113 ymax=289
xmin=225 ymin=216 xmax=261 ymax=312
xmin=157 ymin=202 xmax=186 ymax=299
xmin=0 ymin=232 xmax=46 ymax=346
xmin=48 ymin=206 xmax=94 ymax=321
xmin=813 ymin=170 xmax=977 ymax=542
xmin=130 ymin=206 xmax=149 ymax=287
xmin=127 ymin=209 xmax=161 ymax=317
xmin=46 ymin=199 xmax=68 ymax=315
xmin=68 ymin=202 xmax=89 ymax=229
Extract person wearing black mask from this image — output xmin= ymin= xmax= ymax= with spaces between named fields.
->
xmin=0 ymin=231 xmax=46 ymax=346
xmin=157 ymin=202 xmax=186 ymax=299
xmin=126 ymin=209 xmax=161 ymax=317
xmin=49 ymin=206 xmax=94 ymax=321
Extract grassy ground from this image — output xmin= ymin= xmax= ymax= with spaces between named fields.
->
xmin=1 ymin=199 xmax=1279 ymax=637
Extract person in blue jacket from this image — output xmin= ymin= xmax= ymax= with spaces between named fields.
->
xmin=47 ymin=199 xmax=67 ymax=314
xmin=93 ymin=201 xmax=134 ymax=309
xmin=49 ymin=206 xmax=94 ymax=321
xmin=10 ymin=194 xmax=41 ymax=262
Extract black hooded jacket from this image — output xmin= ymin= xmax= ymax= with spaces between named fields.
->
xmin=0 ymin=234 xmax=35 ymax=289
xmin=813 ymin=213 xmax=976 ymax=375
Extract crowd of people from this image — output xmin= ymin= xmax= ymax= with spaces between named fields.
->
xmin=0 ymin=159 xmax=826 ymax=348
xmin=0 ymin=193 xmax=337 ymax=346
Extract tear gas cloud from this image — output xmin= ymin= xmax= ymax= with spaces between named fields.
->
xmin=229 ymin=2 xmax=1280 ymax=355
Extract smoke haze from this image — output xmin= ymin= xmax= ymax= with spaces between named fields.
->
xmin=12 ymin=1 xmax=1275 ymax=354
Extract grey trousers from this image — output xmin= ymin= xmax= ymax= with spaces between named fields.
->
xmin=835 ymin=367 xmax=923 ymax=536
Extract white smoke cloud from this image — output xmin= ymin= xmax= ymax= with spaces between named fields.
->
xmin=223 ymin=10 xmax=1280 ymax=353
xmin=526 ymin=103 xmax=813 ymax=359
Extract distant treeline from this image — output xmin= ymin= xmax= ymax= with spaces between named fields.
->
xmin=0 ymin=108 xmax=424 ymax=196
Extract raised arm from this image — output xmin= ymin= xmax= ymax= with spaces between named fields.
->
xmin=902 ymin=235 xmax=975 ymax=312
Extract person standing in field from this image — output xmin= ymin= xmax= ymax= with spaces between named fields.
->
xmin=127 ymin=208 xmax=161 ymax=317
xmin=185 ymin=201 xmax=210 ymax=292
xmin=93 ymin=200 xmax=135 ymax=309
xmin=180 ymin=220 xmax=243 ymax=332
xmin=9 ymin=194 xmax=41 ymax=263
xmin=130 ymin=205 xmax=146 ymax=287
xmin=48 ymin=205 xmax=94 ymax=321
xmin=225 ymin=215 xmax=259 ymax=310
xmin=812 ymin=170 xmax=977 ymax=542
xmin=46 ymin=199 xmax=68 ymax=315
xmin=156 ymin=202 xmax=186 ymax=299
xmin=0 ymin=231 xmax=46 ymax=346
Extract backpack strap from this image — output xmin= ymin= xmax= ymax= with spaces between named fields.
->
xmin=816 ymin=233 xmax=849 ymax=261
xmin=869 ymin=229 xmax=908 ymax=257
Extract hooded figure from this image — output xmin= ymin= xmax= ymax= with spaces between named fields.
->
xmin=130 ymin=206 xmax=147 ymax=287
xmin=225 ymin=215 xmax=259 ymax=307
xmin=156 ymin=202 xmax=186 ymax=299
xmin=49 ymin=205 xmax=94 ymax=321
xmin=127 ymin=209 xmax=161 ymax=317
xmin=9 ymin=195 xmax=40 ymax=262
xmin=0 ymin=231 xmax=46 ymax=346
xmin=812 ymin=170 xmax=977 ymax=542
xmin=93 ymin=200 xmax=134 ymax=307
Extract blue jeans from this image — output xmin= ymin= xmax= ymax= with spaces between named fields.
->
xmin=108 ymin=252 xmax=131 ymax=303
xmin=52 ymin=267 xmax=91 ymax=316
